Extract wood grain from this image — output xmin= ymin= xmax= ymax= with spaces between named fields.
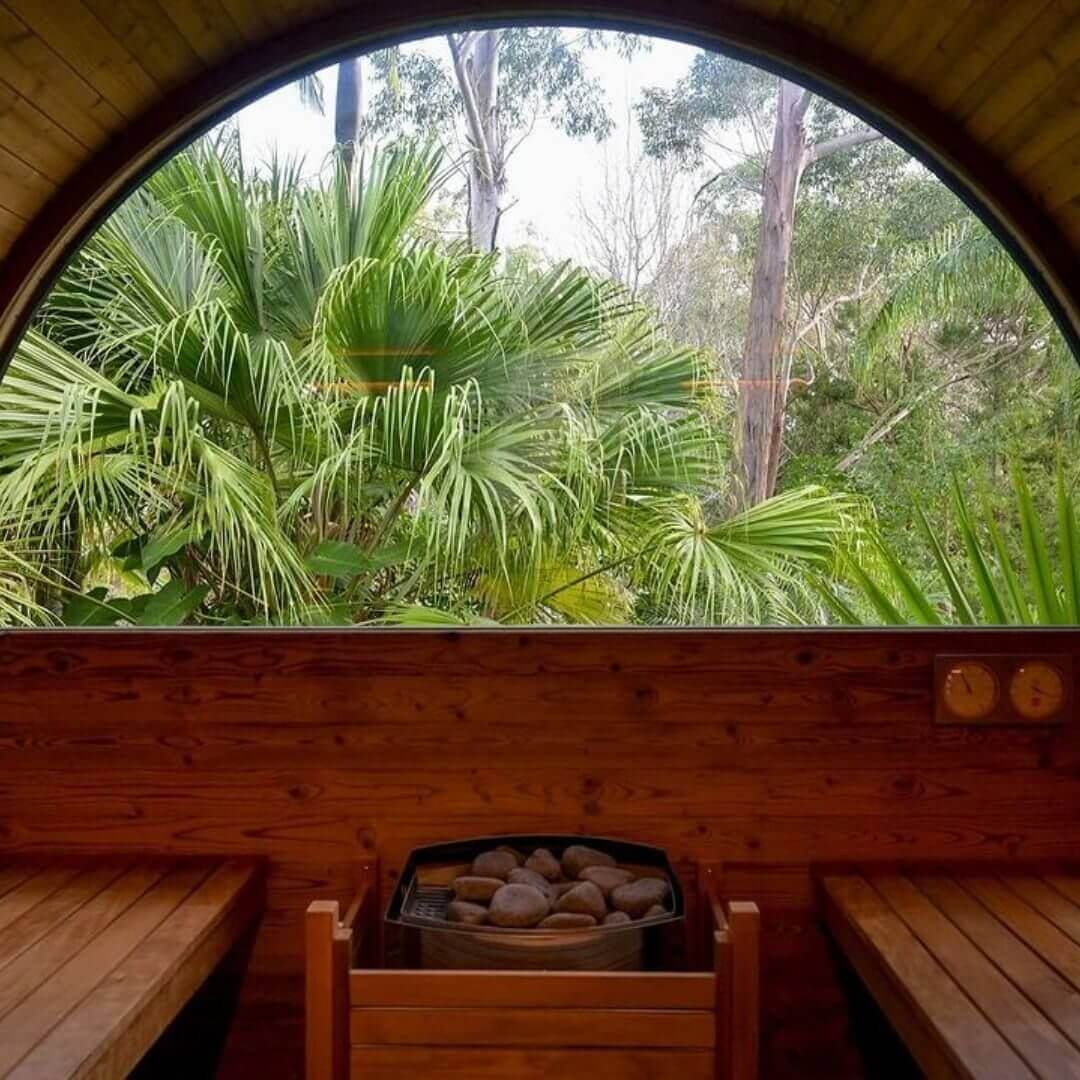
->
xmin=348 ymin=1045 xmax=715 ymax=1079
xmin=914 ymin=875 xmax=1080 ymax=1055
xmin=349 ymin=969 xmax=715 ymax=1009
xmin=822 ymin=874 xmax=1035 ymax=1078
xmin=6 ymin=860 xmax=263 ymax=1080
xmin=0 ymin=857 xmax=260 ymax=1079
xmin=349 ymin=1005 xmax=716 ymax=1048
xmin=872 ymin=874 xmax=1080 ymax=1078
xmin=0 ymin=626 xmax=1075 ymax=1079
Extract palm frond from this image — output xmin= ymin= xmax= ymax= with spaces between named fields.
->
xmin=296 ymin=73 xmax=326 ymax=115
xmin=836 ymin=460 xmax=1078 ymax=625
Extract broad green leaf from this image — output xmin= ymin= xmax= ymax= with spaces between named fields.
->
xmin=61 ymin=587 xmax=119 ymax=627
xmin=137 ymin=580 xmax=210 ymax=626
xmin=139 ymin=525 xmax=203 ymax=573
xmin=304 ymin=540 xmax=408 ymax=579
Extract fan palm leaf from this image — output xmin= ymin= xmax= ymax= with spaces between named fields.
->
xmin=3 ymin=135 xmax=860 ymax=626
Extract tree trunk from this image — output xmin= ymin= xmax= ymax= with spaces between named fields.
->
xmin=465 ymin=31 xmax=501 ymax=251
xmin=335 ymin=57 xmax=364 ymax=170
xmin=736 ymin=80 xmax=810 ymax=507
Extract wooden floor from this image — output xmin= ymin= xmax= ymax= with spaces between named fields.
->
xmin=822 ymin=869 xmax=1080 ymax=1080
xmin=0 ymin=857 xmax=262 ymax=1079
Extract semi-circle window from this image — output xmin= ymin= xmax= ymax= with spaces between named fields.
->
xmin=1 ymin=28 xmax=1075 ymax=628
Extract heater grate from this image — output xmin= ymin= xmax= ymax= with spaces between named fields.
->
xmin=406 ymin=884 xmax=452 ymax=923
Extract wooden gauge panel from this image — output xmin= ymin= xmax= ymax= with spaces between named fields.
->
xmin=934 ymin=654 xmax=1073 ymax=725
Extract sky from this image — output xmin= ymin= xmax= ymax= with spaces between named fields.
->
xmin=233 ymin=31 xmax=703 ymax=262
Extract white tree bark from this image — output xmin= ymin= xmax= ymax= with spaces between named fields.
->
xmin=449 ymin=31 xmax=504 ymax=251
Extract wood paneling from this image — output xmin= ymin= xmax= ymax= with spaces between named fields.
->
xmin=0 ymin=0 xmax=1079 ymax=359
xmin=0 ymin=628 xmax=1077 ymax=1077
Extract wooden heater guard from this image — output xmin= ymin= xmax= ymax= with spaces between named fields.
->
xmin=305 ymin=858 xmax=759 ymax=1080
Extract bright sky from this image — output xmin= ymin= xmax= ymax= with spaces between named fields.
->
xmin=234 ymin=31 xmax=702 ymax=261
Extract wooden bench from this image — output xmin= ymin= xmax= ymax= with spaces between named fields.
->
xmin=821 ymin=867 xmax=1080 ymax=1079
xmin=0 ymin=857 xmax=263 ymax=1079
xmin=306 ymin=860 xmax=760 ymax=1079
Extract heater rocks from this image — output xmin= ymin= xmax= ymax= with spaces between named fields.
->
xmin=447 ymin=843 xmax=672 ymax=929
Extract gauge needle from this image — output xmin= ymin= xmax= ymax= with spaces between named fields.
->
xmin=961 ymin=672 xmax=972 ymax=693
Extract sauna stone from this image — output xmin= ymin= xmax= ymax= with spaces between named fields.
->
xmin=436 ymin=845 xmax=672 ymax=934
xmin=508 ymin=867 xmax=557 ymax=900
xmin=452 ymin=876 xmax=505 ymax=903
xmin=471 ymin=849 xmax=519 ymax=880
xmin=447 ymin=900 xmax=489 ymax=925
xmin=579 ymin=865 xmax=634 ymax=896
xmin=488 ymin=883 xmax=550 ymax=927
xmin=524 ymin=847 xmax=562 ymax=881
xmin=554 ymin=881 xmax=607 ymax=921
xmin=611 ymin=878 xmax=671 ymax=918
xmin=539 ymin=912 xmax=598 ymax=929
xmin=561 ymin=844 xmax=615 ymax=879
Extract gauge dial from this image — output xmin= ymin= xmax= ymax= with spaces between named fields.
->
xmin=942 ymin=661 xmax=999 ymax=721
xmin=1009 ymin=661 xmax=1066 ymax=721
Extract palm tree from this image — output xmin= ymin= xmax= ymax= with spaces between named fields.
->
xmin=0 ymin=136 xmax=855 ymax=627
xmin=297 ymin=63 xmax=364 ymax=170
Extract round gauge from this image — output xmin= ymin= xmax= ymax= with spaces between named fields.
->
xmin=942 ymin=661 xmax=999 ymax=720
xmin=1009 ymin=661 xmax=1066 ymax=721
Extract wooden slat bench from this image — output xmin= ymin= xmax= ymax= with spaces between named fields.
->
xmin=307 ymin=860 xmax=760 ymax=1079
xmin=0 ymin=857 xmax=263 ymax=1079
xmin=820 ymin=867 xmax=1080 ymax=1079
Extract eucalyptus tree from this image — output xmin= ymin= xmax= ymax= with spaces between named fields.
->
xmin=638 ymin=53 xmax=887 ymax=506
xmin=364 ymin=28 xmax=629 ymax=250
xmin=0 ymin=137 xmax=854 ymax=627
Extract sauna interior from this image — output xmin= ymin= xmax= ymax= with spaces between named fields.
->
xmin=0 ymin=2 xmax=1078 ymax=1078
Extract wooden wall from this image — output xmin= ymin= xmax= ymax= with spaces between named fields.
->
xmin=1 ymin=628 xmax=1078 ymax=1078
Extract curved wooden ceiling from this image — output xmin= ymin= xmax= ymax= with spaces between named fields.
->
xmin=0 ymin=0 xmax=1078 ymax=358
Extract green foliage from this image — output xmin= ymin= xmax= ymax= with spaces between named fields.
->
xmin=0 ymin=137 xmax=853 ymax=627
xmin=832 ymin=462 xmax=1079 ymax=625
xmin=365 ymin=29 xmax=636 ymax=147
xmin=3 ymin=37 xmax=1075 ymax=629
xmin=637 ymin=50 xmax=895 ymax=202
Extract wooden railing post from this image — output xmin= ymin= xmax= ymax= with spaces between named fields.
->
xmin=354 ymin=858 xmax=379 ymax=968
xmin=728 ymin=901 xmax=761 ymax=1080
xmin=713 ymin=921 xmax=733 ymax=1080
xmin=700 ymin=861 xmax=734 ymax=1080
xmin=306 ymin=900 xmax=349 ymax=1080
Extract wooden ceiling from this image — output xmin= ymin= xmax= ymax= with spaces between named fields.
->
xmin=0 ymin=0 xmax=1078 ymax=357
